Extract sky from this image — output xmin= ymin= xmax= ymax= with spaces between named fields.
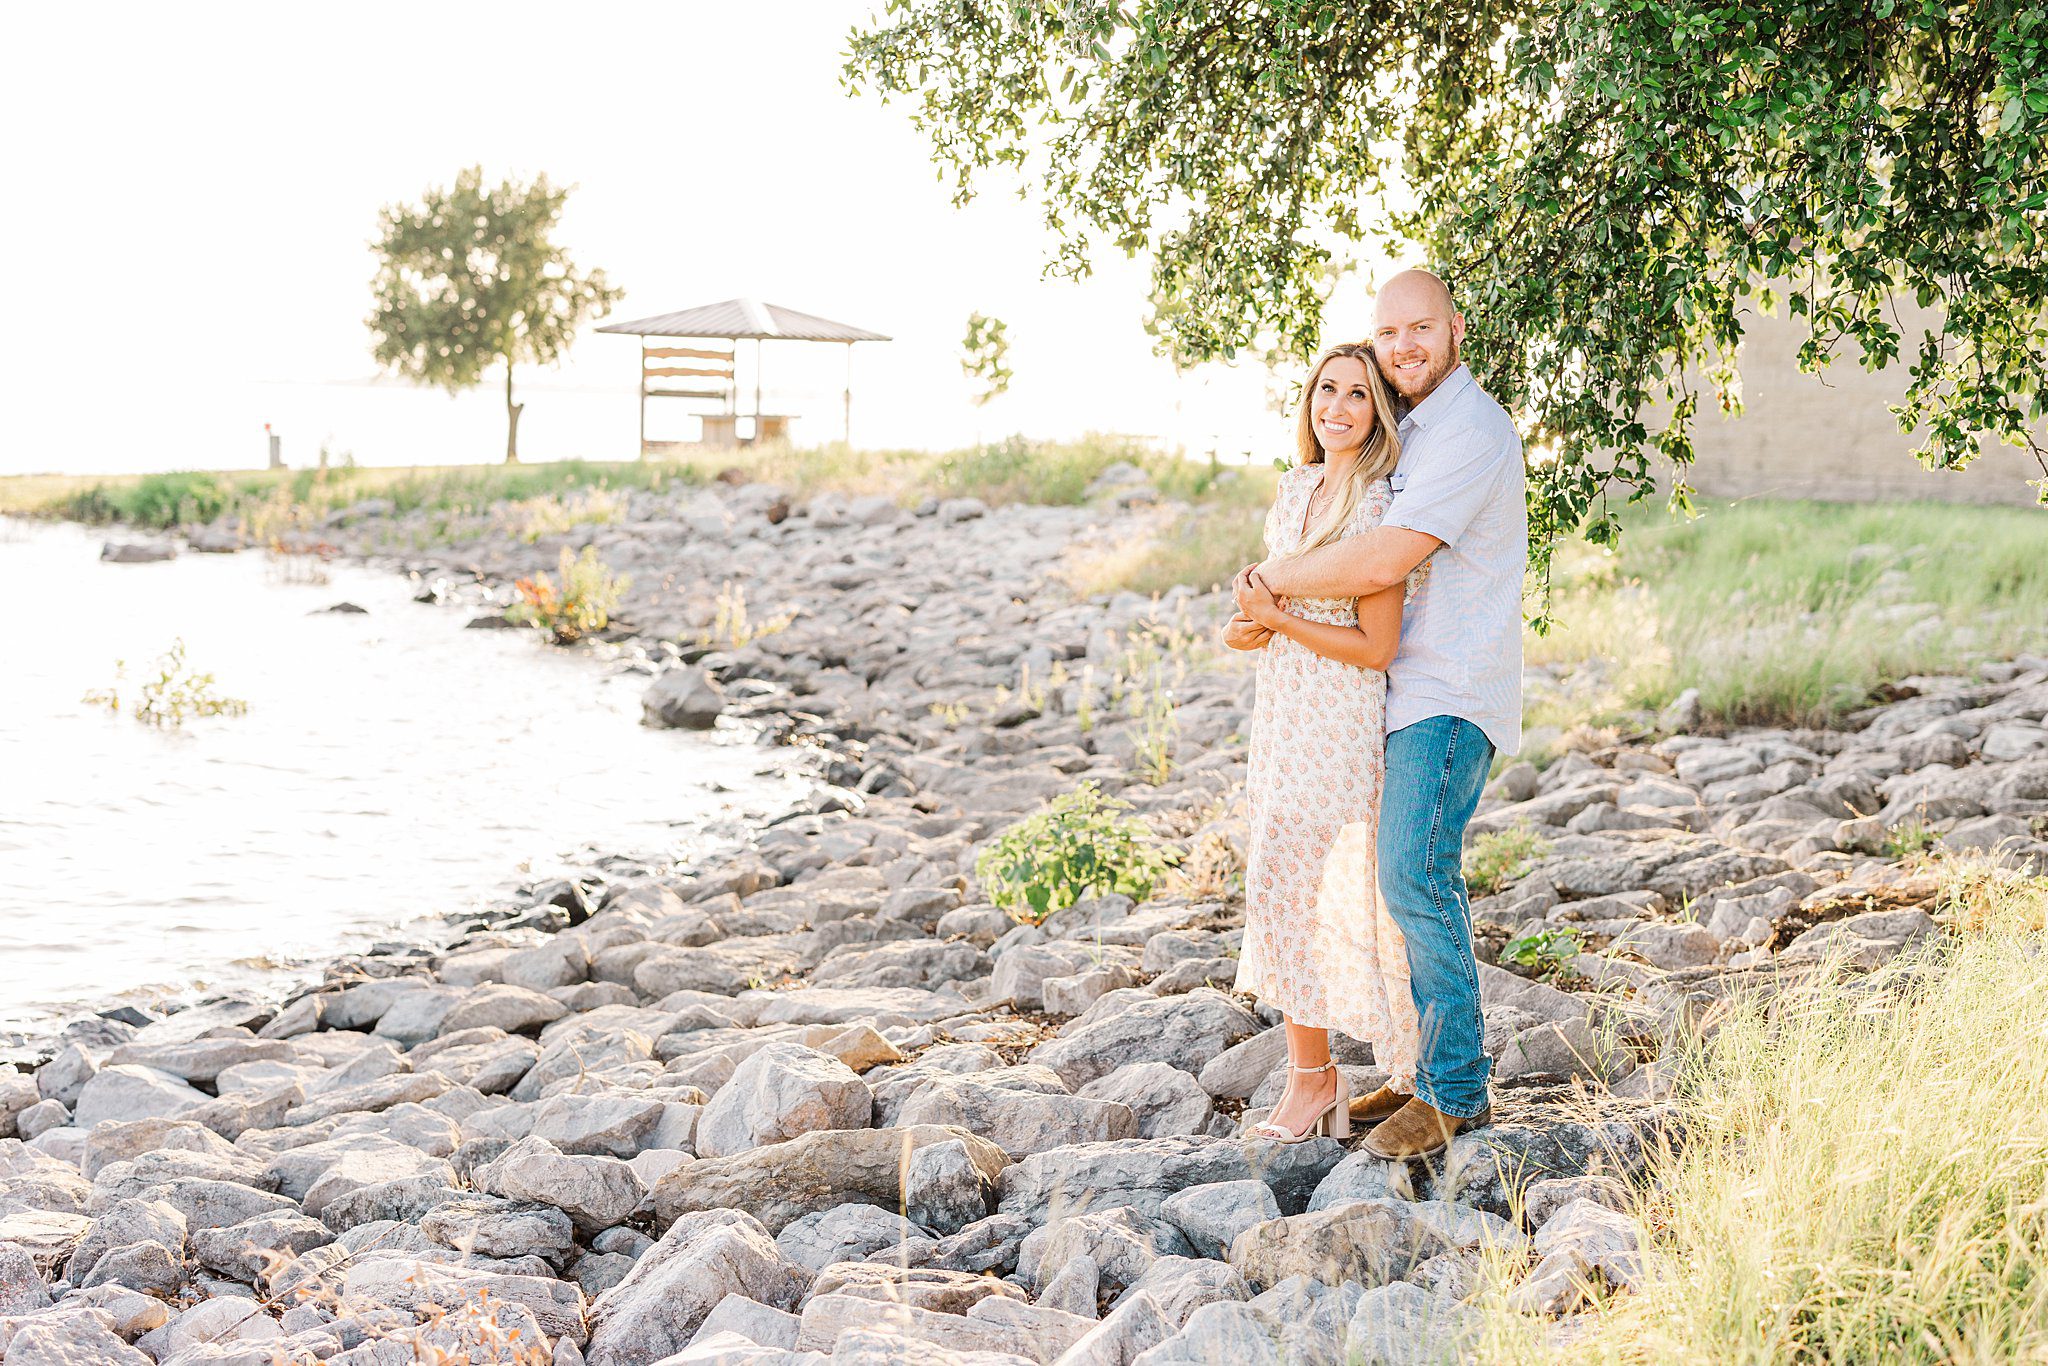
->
xmin=0 ymin=2 xmax=1391 ymax=477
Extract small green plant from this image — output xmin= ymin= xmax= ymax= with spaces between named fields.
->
xmin=695 ymin=580 xmax=796 ymax=651
xmin=1129 ymin=678 xmax=1179 ymax=784
xmin=1882 ymin=818 xmax=1939 ymax=859
xmin=84 ymin=638 xmax=249 ymax=729
xmin=1464 ymin=824 xmax=1554 ymax=896
xmin=928 ymin=699 xmax=970 ymax=727
xmin=506 ymin=545 xmax=630 ymax=644
xmin=1499 ymin=926 xmax=1582 ymax=981
xmin=976 ymin=780 xmax=1177 ymax=924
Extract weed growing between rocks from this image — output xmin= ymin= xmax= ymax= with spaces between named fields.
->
xmin=1468 ymin=826 xmax=1555 ymax=897
xmin=974 ymin=780 xmax=1178 ymax=923
xmin=1499 ymin=927 xmax=1583 ymax=984
xmin=507 ymin=546 xmax=630 ymax=644
xmin=694 ymin=580 xmax=796 ymax=652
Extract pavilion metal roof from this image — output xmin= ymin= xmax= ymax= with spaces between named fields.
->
xmin=597 ymin=298 xmax=890 ymax=343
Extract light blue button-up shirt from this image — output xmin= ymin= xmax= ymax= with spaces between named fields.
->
xmin=1380 ymin=364 xmax=1528 ymax=755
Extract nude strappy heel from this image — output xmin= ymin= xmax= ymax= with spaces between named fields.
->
xmin=1249 ymin=1060 xmax=1351 ymax=1144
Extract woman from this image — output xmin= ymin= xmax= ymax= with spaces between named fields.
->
xmin=1221 ymin=342 xmax=1423 ymax=1143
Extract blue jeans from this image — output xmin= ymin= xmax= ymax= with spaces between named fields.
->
xmin=1380 ymin=715 xmax=1496 ymax=1117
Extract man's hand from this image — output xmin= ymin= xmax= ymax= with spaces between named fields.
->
xmin=1237 ymin=568 xmax=1288 ymax=630
xmin=1232 ymin=563 xmax=1267 ymax=619
xmin=1221 ymin=612 xmax=1274 ymax=652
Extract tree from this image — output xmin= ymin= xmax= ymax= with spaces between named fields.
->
xmin=846 ymin=1 xmax=2048 ymax=612
xmin=962 ymin=312 xmax=1015 ymax=405
xmin=367 ymin=167 xmax=622 ymax=463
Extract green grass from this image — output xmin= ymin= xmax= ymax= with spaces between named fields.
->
xmin=1471 ymin=852 xmax=2048 ymax=1363
xmin=1527 ymin=499 xmax=2048 ymax=730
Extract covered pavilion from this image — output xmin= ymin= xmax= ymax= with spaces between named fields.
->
xmin=597 ymin=298 xmax=890 ymax=454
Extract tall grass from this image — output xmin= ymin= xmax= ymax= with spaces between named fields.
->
xmin=1529 ymin=500 xmax=2048 ymax=728
xmin=1475 ymin=853 xmax=2048 ymax=1363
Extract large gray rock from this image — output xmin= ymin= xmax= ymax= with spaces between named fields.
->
xmin=0 ymin=1242 xmax=51 ymax=1315
xmin=775 ymin=1203 xmax=928 ymax=1273
xmin=1079 ymin=1063 xmax=1216 ymax=1138
xmin=65 ymin=1197 xmax=186 ymax=1288
xmin=71 ymin=1066 xmax=207 ymax=1129
xmin=653 ymin=1125 xmax=1008 ymax=1235
xmin=812 ymin=939 xmax=990 ymax=991
xmin=1019 ymin=1207 xmax=1193 ymax=1296
xmin=1160 ymin=1180 xmax=1281 ymax=1261
xmin=999 ymin=1135 xmax=1339 ymax=1225
xmin=1779 ymin=908 xmax=1939 ymax=969
xmin=531 ymin=1092 xmax=668 ymax=1159
xmin=643 ymin=668 xmax=727 ymax=730
xmin=694 ymin=1043 xmax=871 ymax=1158
xmin=1228 ymin=1198 xmax=1525 ymax=1291
xmin=420 ymin=1194 xmax=576 ymax=1259
xmin=36 ymin=1045 xmax=98 ymax=1109
xmin=341 ymin=1258 xmax=587 ymax=1345
xmin=475 ymin=1136 xmax=645 ymax=1235
xmin=1030 ymin=990 xmax=1262 ymax=1089
xmin=300 ymin=1145 xmax=454 ymax=1220
xmin=585 ymin=1209 xmax=808 ymax=1366
xmin=189 ymin=1210 xmax=332 ymax=1282
xmin=2 ymin=1308 xmax=153 ymax=1364
xmin=439 ymin=983 xmax=569 ymax=1036
xmin=898 ymin=1077 xmax=1137 ymax=1157
xmin=104 ymin=1039 xmax=296 ymax=1086
xmin=905 ymin=1136 xmax=1004 ymax=1236
xmin=1345 ymin=1282 xmax=1483 ymax=1365
xmin=1437 ymin=1116 xmax=1660 ymax=1220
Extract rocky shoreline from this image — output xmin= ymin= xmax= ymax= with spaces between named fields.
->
xmin=6 ymin=473 xmax=2046 ymax=1364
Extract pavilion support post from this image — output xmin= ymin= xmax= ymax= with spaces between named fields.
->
xmin=753 ymin=338 xmax=763 ymax=443
xmin=637 ymin=340 xmax=648 ymax=459
xmin=843 ymin=342 xmax=853 ymax=445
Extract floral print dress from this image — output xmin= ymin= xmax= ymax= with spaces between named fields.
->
xmin=1234 ymin=461 xmax=1422 ymax=1090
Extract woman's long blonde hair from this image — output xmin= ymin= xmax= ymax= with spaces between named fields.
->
xmin=1284 ymin=343 xmax=1402 ymax=557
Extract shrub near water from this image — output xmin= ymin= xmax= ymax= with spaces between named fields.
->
xmin=506 ymin=546 xmax=629 ymax=644
xmin=976 ymin=781 xmax=1177 ymax=924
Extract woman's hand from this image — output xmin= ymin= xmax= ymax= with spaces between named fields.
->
xmin=1237 ymin=567 xmax=1289 ymax=631
xmin=1221 ymin=612 xmax=1274 ymax=651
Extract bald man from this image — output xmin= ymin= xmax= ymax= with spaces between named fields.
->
xmin=1236 ymin=269 xmax=1527 ymax=1159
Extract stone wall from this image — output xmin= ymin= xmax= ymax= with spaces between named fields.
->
xmin=1678 ymin=302 xmax=2045 ymax=507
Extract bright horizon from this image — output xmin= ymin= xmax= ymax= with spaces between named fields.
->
xmin=0 ymin=2 xmax=1399 ymax=479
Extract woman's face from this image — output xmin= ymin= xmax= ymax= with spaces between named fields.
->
xmin=1310 ymin=355 xmax=1375 ymax=457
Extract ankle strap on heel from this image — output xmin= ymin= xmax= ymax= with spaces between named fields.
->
xmin=1292 ymin=1060 xmax=1337 ymax=1074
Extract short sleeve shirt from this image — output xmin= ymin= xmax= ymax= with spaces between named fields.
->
xmin=1380 ymin=364 xmax=1528 ymax=755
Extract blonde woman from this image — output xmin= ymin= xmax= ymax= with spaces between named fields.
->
xmin=1221 ymin=342 xmax=1424 ymax=1143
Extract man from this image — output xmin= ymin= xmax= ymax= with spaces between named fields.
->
xmin=1235 ymin=268 xmax=1527 ymax=1159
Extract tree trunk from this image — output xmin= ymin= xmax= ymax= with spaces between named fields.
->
xmin=504 ymin=363 xmax=524 ymax=464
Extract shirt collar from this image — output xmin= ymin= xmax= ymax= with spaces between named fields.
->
xmin=1397 ymin=363 xmax=1475 ymax=432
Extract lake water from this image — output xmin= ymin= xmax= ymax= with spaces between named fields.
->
xmin=0 ymin=518 xmax=808 ymax=1034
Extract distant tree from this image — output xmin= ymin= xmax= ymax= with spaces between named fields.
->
xmin=367 ymin=167 xmax=622 ymax=463
xmin=847 ymin=2 xmax=2048 ymax=611
xmin=962 ymin=312 xmax=1014 ymax=406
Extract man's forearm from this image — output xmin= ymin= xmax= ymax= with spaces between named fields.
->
xmin=1257 ymin=534 xmax=1403 ymax=599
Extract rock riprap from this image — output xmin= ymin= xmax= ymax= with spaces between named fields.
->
xmin=8 ymin=476 xmax=2042 ymax=1362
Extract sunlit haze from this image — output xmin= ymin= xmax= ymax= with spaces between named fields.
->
xmin=0 ymin=3 xmax=1390 ymax=477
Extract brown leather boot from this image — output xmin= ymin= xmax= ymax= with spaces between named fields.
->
xmin=1348 ymin=1083 xmax=1411 ymax=1126
xmin=1360 ymin=1097 xmax=1491 ymax=1161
